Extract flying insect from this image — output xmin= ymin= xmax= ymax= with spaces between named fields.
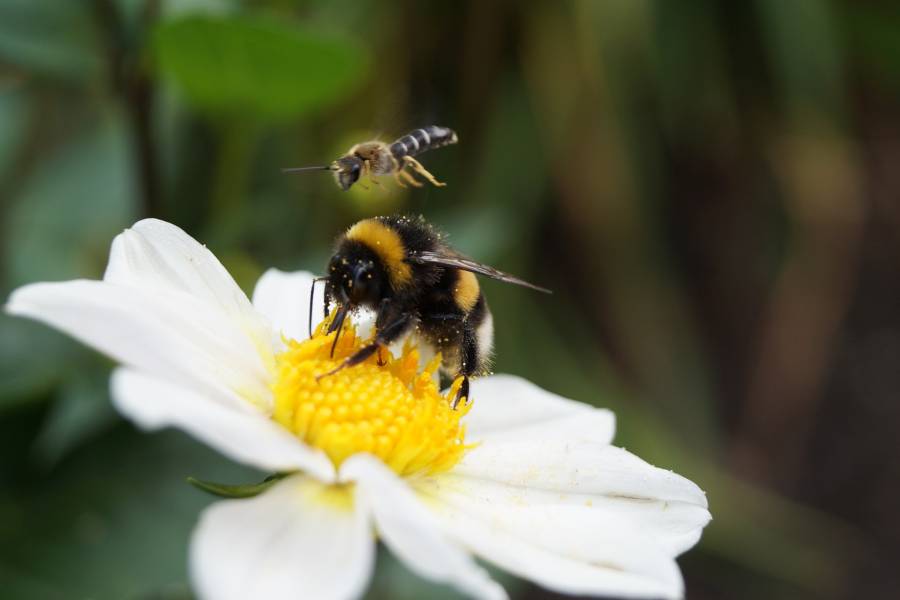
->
xmin=314 ymin=215 xmax=551 ymax=408
xmin=283 ymin=126 xmax=458 ymax=191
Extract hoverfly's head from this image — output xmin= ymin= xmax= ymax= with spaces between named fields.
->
xmin=327 ymin=246 xmax=386 ymax=309
xmin=331 ymin=156 xmax=363 ymax=191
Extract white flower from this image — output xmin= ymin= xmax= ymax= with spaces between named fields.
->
xmin=6 ymin=219 xmax=710 ymax=600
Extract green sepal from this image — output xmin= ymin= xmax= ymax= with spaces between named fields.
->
xmin=186 ymin=473 xmax=287 ymax=499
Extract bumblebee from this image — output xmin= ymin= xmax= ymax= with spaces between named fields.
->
xmin=315 ymin=215 xmax=551 ymax=408
xmin=283 ymin=126 xmax=458 ymax=191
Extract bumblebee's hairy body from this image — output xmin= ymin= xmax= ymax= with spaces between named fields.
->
xmin=322 ymin=215 xmax=549 ymax=407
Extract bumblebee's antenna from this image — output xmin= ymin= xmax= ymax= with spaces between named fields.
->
xmin=308 ymin=277 xmax=327 ymax=339
xmin=282 ymin=165 xmax=333 ymax=173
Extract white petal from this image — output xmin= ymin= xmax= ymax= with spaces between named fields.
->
xmin=465 ymin=375 xmax=615 ymax=444
xmin=413 ymin=440 xmax=709 ymax=596
xmin=104 ymin=218 xmax=274 ymax=365
xmin=251 ymin=269 xmax=324 ymax=344
xmin=105 ymin=219 xmax=257 ymax=320
xmin=454 ymin=439 xmax=708 ymax=509
xmin=342 ymin=454 xmax=507 ymax=600
xmin=420 ymin=439 xmax=709 ymax=598
xmin=191 ymin=475 xmax=373 ymax=600
xmin=111 ymin=369 xmax=335 ymax=481
xmin=428 ymin=498 xmax=684 ymax=599
xmin=6 ymin=280 xmax=273 ymax=408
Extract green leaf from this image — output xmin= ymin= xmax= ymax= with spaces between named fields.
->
xmin=187 ymin=473 xmax=286 ymax=498
xmin=152 ymin=15 xmax=367 ymax=121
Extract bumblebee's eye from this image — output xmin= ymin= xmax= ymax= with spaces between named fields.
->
xmin=345 ymin=263 xmax=379 ymax=304
xmin=351 ymin=266 xmax=369 ymax=293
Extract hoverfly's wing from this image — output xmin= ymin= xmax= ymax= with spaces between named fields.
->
xmin=408 ymin=250 xmax=552 ymax=294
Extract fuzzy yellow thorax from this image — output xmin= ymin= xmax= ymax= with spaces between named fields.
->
xmin=344 ymin=219 xmax=412 ymax=286
xmin=271 ymin=317 xmax=470 ymax=477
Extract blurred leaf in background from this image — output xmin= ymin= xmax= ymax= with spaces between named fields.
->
xmin=153 ymin=14 xmax=365 ymax=122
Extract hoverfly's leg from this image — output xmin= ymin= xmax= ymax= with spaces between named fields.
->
xmin=389 ymin=156 xmax=408 ymax=188
xmin=402 ymin=156 xmax=446 ymax=187
xmin=400 ymin=168 xmax=424 ymax=188
xmin=391 ymin=157 xmax=409 ymax=188
xmin=317 ymin=310 xmax=413 ymax=380
xmin=376 ymin=347 xmax=387 ymax=366
xmin=363 ymin=159 xmax=383 ymax=187
xmin=393 ymin=171 xmax=408 ymax=188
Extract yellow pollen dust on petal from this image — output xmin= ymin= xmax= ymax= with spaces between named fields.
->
xmin=271 ymin=317 xmax=472 ymax=477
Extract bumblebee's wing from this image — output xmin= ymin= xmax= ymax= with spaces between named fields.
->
xmin=408 ymin=250 xmax=552 ymax=294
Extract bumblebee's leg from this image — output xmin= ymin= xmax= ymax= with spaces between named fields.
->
xmin=318 ymin=309 xmax=413 ymax=379
xmin=400 ymin=169 xmax=424 ymax=188
xmin=451 ymin=377 xmax=470 ymax=410
xmin=402 ymin=156 xmax=446 ymax=187
xmin=451 ymin=323 xmax=480 ymax=409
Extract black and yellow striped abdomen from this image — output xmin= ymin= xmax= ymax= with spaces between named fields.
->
xmin=390 ymin=126 xmax=458 ymax=160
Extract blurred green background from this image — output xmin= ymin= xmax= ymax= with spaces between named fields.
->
xmin=1 ymin=1 xmax=898 ymax=599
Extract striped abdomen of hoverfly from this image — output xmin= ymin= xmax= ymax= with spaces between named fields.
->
xmin=389 ymin=126 xmax=458 ymax=160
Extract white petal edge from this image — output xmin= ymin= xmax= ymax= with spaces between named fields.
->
xmin=6 ymin=280 xmax=273 ymax=409
xmin=418 ymin=472 xmax=710 ymax=559
xmin=427 ymin=441 xmax=710 ymax=558
xmin=191 ymin=475 xmax=372 ymax=600
xmin=112 ymin=368 xmax=335 ymax=482
xmin=104 ymin=219 xmax=273 ymax=358
xmin=342 ymin=454 xmax=507 ymax=600
xmin=104 ymin=219 xmax=261 ymax=323
xmin=465 ymin=375 xmax=616 ymax=444
xmin=251 ymin=269 xmax=325 ymax=345
xmin=453 ymin=439 xmax=708 ymax=509
xmin=428 ymin=497 xmax=684 ymax=599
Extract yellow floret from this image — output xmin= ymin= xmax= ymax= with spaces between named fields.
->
xmin=271 ymin=317 xmax=471 ymax=477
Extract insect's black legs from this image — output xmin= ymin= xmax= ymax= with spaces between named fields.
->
xmin=451 ymin=321 xmax=479 ymax=409
xmin=327 ymin=304 xmax=349 ymax=358
xmin=452 ymin=376 xmax=470 ymax=410
xmin=317 ymin=310 xmax=413 ymax=380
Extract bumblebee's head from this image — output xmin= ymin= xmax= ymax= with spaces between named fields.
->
xmin=331 ymin=156 xmax=362 ymax=191
xmin=327 ymin=245 xmax=387 ymax=309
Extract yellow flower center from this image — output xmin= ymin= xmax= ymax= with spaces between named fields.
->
xmin=271 ymin=317 xmax=471 ymax=477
